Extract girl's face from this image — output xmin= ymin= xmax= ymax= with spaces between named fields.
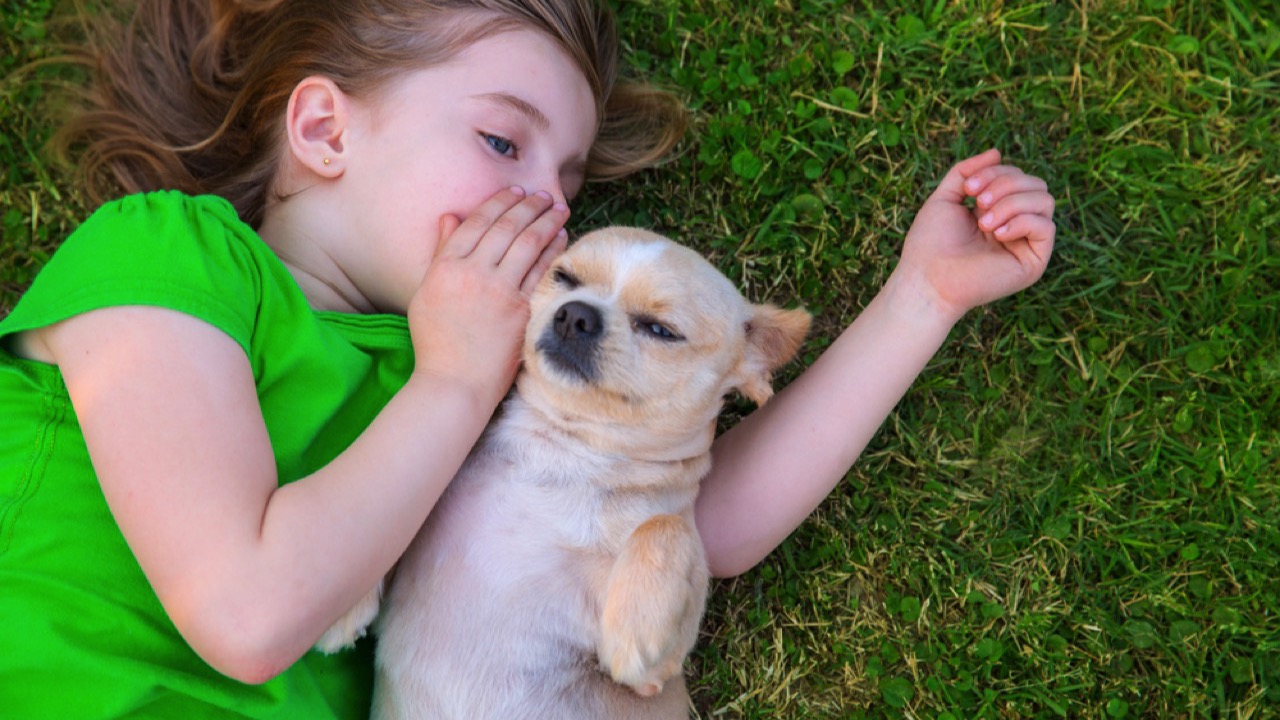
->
xmin=335 ymin=28 xmax=598 ymax=314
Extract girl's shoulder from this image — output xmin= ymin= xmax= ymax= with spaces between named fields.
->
xmin=0 ymin=191 xmax=298 ymax=355
xmin=74 ymin=190 xmax=260 ymax=257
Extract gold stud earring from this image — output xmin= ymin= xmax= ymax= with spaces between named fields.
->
xmin=323 ymin=157 xmax=331 ymax=166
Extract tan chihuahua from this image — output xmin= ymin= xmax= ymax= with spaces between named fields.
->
xmin=322 ymin=227 xmax=809 ymax=719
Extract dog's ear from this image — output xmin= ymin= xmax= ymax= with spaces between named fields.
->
xmin=733 ymin=304 xmax=811 ymax=406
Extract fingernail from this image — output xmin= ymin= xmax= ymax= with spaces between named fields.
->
xmin=552 ymin=202 xmax=568 ymax=212
xmin=510 ymin=185 xmax=526 ymax=196
xmin=534 ymin=190 xmax=552 ymax=200
xmin=556 ymin=228 xmax=568 ymax=239
xmin=995 ymin=224 xmax=1008 ymax=236
xmin=980 ymin=213 xmax=994 ymax=228
xmin=978 ymin=192 xmax=993 ymax=207
xmin=965 ymin=178 xmax=981 ymax=192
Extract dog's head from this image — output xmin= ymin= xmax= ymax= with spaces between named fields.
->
xmin=517 ymin=227 xmax=811 ymax=459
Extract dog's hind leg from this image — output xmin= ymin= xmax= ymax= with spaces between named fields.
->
xmin=598 ymin=514 xmax=709 ymax=697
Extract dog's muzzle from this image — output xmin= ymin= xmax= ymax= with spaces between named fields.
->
xmin=536 ymin=300 xmax=602 ymax=382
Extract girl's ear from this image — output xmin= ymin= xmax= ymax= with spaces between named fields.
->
xmin=285 ymin=75 xmax=351 ymax=178
xmin=733 ymin=304 xmax=812 ymax=406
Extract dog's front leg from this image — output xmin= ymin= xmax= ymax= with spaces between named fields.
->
xmin=314 ymin=578 xmax=384 ymax=654
xmin=599 ymin=514 xmax=709 ymax=697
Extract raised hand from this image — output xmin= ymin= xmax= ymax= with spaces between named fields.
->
xmin=897 ymin=148 xmax=1056 ymax=321
xmin=407 ymin=187 xmax=569 ymax=407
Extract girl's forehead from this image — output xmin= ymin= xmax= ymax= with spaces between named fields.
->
xmin=456 ymin=29 xmax=591 ymax=91
xmin=357 ymin=28 xmax=597 ymax=145
xmin=392 ymin=29 xmax=597 ymax=125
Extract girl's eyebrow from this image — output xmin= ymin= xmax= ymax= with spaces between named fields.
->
xmin=474 ymin=92 xmax=550 ymax=130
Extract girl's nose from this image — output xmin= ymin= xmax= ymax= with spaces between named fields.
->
xmin=519 ymin=171 xmax=569 ymax=207
xmin=548 ymin=185 xmax=569 ymax=207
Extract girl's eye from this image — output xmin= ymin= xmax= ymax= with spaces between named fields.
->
xmin=553 ymin=269 xmax=581 ymax=288
xmin=633 ymin=317 xmax=683 ymax=342
xmin=482 ymin=133 xmax=517 ymax=158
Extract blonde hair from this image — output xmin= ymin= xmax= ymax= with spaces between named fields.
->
xmin=52 ymin=0 xmax=687 ymax=227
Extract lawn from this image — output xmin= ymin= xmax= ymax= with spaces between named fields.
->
xmin=3 ymin=0 xmax=1278 ymax=717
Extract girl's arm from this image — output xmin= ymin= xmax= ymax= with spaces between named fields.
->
xmin=38 ymin=189 xmax=568 ymax=684
xmin=45 ymin=308 xmax=479 ymax=683
xmin=696 ymin=268 xmax=958 ymax=578
xmin=697 ymin=149 xmax=1056 ymax=578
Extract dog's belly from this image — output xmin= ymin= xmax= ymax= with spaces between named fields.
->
xmin=373 ymin=451 xmax=640 ymax=720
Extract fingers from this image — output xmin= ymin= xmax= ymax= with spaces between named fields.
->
xmin=996 ymin=214 xmax=1056 ymax=263
xmin=521 ymin=228 xmax=569 ymax=296
xmin=962 ymin=164 xmax=1054 ymax=242
xmin=964 ymin=165 xmax=1050 ymax=210
xmin=435 ymin=214 xmax=462 ymax=258
xmin=436 ymin=186 xmax=570 ymax=290
xmin=993 ymin=213 xmax=1055 ymax=290
xmin=931 ymin=148 xmax=1002 ymax=202
xmin=438 ymin=186 xmax=530 ymax=258
xmin=481 ymin=193 xmax=568 ymax=285
xmin=953 ymin=147 xmax=1003 ymax=178
xmin=974 ymin=185 xmax=1055 ymax=235
xmin=971 ymin=166 xmax=1055 ymax=276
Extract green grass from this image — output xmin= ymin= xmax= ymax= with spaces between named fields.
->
xmin=4 ymin=0 xmax=1278 ymax=717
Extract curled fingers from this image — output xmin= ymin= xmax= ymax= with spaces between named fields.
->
xmin=434 ymin=187 xmax=569 ymax=291
xmin=481 ymin=192 xmax=569 ymax=289
xmin=977 ymin=189 xmax=1056 ymax=234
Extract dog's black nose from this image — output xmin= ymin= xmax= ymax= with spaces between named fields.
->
xmin=553 ymin=300 xmax=602 ymax=341
xmin=538 ymin=300 xmax=603 ymax=382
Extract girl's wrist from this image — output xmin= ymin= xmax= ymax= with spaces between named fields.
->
xmin=879 ymin=263 xmax=968 ymax=332
xmin=403 ymin=366 xmax=507 ymax=421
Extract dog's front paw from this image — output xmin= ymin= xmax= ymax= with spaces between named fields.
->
xmin=602 ymin=639 xmax=685 ymax=698
xmin=314 ymin=580 xmax=383 ymax=654
xmin=600 ymin=514 xmax=708 ymax=696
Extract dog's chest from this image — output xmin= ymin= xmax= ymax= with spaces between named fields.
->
xmin=382 ymin=419 xmax=702 ymax=681
xmin=449 ymin=422 xmax=699 ymax=557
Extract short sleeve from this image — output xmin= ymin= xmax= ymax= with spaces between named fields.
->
xmin=0 ymin=191 xmax=275 ymax=356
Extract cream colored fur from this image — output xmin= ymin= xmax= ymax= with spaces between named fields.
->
xmin=322 ymin=227 xmax=810 ymax=719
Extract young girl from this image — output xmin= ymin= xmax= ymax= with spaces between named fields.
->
xmin=0 ymin=0 xmax=1054 ymax=717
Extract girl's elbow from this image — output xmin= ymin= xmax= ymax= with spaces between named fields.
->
xmin=210 ymin=653 xmax=290 ymax=686
xmin=202 ymin=632 xmax=299 ymax=685
xmin=702 ymin=530 xmax=764 ymax=578
xmin=708 ymin=555 xmax=756 ymax=580
xmin=173 ymin=603 xmax=302 ymax=685
xmin=697 ymin=518 xmax=765 ymax=579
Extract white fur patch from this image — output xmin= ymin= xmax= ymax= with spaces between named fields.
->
xmin=609 ymin=240 xmax=668 ymax=294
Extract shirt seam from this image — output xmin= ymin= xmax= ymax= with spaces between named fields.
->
xmin=0 ymin=391 xmax=64 ymax=557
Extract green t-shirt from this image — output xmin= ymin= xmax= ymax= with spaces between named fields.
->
xmin=0 ymin=191 xmax=415 ymax=718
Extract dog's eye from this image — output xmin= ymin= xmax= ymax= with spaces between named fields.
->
xmin=553 ymin=268 xmax=581 ymax=289
xmin=633 ymin=317 xmax=683 ymax=342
